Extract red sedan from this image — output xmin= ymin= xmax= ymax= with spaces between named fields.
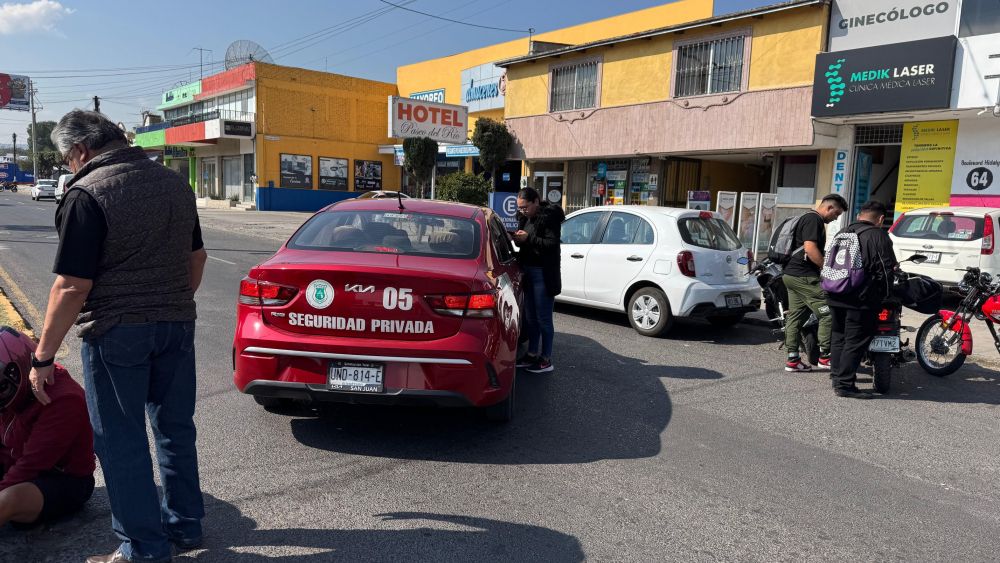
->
xmin=233 ymin=198 xmax=522 ymax=421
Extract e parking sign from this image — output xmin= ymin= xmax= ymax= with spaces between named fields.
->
xmin=490 ymin=192 xmax=519 ymax=231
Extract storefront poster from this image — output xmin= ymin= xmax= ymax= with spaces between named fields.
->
xmin=831 ymin=149 xmax=851 ymax=196
xmin=811 ymin=36 xmax=957 ymax=117
xmin=755 ymin=194 xmax=779 ymax=255
xmin=950 ymin=119 xmax=1000 ymax=207
xmin=687 ymin=190 xmax=711 ymax=210
xmin=318 ymin=157 xmax=348 ymax=190
xmin=607 ymin=170 xmax=627 ymax=205
xmin=738 ymin=192 xmax=760 ymax=250
xmin=354 ymin=160 xmax=382 ymax=191
xmin=716 ymin=191 xmax=738 ymax=228
xmin=279 ymin=153 xmax=312 ymax=188
xmin=895 ymin=120 xmax=958 ymax=215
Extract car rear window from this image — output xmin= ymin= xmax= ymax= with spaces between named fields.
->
xmin=678 ymin=217 xmax=742 ymax=251
xmin=288 ymin=210 xmax=480 ymax=259
xmin=892 ymin=214 xmax=983 ymax=241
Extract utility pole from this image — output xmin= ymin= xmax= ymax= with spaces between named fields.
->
xmin=11 ymin=133 xmax=15 ymax=162
xmin=193 ymin=47 xmax=212 ymax=79
xmin=29 ymin=78 xmax=38 ymax=180
xmin=93 ymin=95 xmax=101 ymax=112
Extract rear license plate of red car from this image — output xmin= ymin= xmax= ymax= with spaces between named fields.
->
xmin=328 ymin=361 xmax=384 ymax=393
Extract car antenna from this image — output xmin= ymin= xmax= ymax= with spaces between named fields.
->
xmin=397 ymin=190 xmax=406 ymax=211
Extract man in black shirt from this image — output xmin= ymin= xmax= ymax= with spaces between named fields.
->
xmin=827 ymin=200 xmax=899 ymax=399
xmin=782 ymin=194 xmax=847 ymax=372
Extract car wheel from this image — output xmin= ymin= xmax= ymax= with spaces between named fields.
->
xmin=707 ymin=313 xmax=744 ymax=328
xmin=484 ymin=375 xmax=515 ymax=423
xmin=627 ymin=287 xmax=674 ymax=337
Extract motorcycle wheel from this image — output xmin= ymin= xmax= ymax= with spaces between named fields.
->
xmin=915 ymin=314 xmax=966 ymax=377
xmin=801 ymin=330 xmax=821 ymax=366
xmin=871 ymin=352 xmax=892 ymax=394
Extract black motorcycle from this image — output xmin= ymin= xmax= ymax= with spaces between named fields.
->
xmin=0 ymin=182 xmax=17 ymax=193
xmin=750 ymin=258 xmax=821 ymax=364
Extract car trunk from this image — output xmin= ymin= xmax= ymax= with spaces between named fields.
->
xmin=253 ymin=250 xmax=480 ymax=341
xmin=892 ymin=212 xmax=985 ymax=283
xmin=676 ymin=215 xmax=749 ymax=286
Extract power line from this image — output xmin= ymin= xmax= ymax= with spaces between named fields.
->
xmin=377 ymin=0 xmax=531 ymax=34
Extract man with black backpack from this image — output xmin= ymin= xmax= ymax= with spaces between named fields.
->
xmin=823 ymin=200 xmax=898 ymax=399
xmin=772 ymin=194 xmax=847 ymax=372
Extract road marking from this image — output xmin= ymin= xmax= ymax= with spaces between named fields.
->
xmin=208 ymin=255 xmax=237 ymax=265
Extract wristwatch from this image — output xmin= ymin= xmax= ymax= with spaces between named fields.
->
xmin=30 ymin=353 xmax=55 ymax=369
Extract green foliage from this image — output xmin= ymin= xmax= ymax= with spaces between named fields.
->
xmin=23 ymin=121 xmax=62 ymax=178
xmin=27 ymin=121 xmax=58 ymax=152
xmin=435 ymin=172 xmax=490 ymax=206
xmin=402 ymin=137 xmax=438 ymax=190
xmin=471 ymin=118 xmax=512 ymax=184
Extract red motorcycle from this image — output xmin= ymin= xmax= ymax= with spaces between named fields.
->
xmin=915 ymin=267 xmax=1000 ymax=376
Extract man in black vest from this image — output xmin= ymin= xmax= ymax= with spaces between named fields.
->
xmin=30 ymin=110 xmax=207 ymax=563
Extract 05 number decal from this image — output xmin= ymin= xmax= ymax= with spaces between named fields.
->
xmin=382 ymin=287 xmax=413 ymax=311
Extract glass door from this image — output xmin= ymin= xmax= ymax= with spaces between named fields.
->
xmin=201 ymin=158 xmax=217 ymax=199
xmin=222 ymin=156 xmax=242 ymax=202
xmin=532 ymin=172 xmax=564 ymax=205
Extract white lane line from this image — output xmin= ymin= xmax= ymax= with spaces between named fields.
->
xmin=208 ymin=255 xmax=237 ymax=265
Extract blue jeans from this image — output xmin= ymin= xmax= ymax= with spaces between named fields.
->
xmin=82 ymin=321 xmax=204 ymax=563
xmin=523 ymin=266 xmax=555 ymax=359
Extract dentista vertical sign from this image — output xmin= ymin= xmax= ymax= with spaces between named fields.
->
xmin=829 ymin=0 xmax=959 ymax=51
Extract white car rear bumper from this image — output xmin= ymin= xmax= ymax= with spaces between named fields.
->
xmin=674 ymin=280 xmax=761 ymax=318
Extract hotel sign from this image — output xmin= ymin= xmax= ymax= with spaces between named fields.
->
xmin=388 ymin=96 xmax=468 ymax=144
xmin=811 ymin=36 xmax=956 ymax=117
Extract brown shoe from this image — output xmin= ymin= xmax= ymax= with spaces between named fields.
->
xmin=86 ymin=549 xmax=133 ymax=563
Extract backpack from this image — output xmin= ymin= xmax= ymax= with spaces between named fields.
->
xmin=767 ymin=215 xmax=805 ymax=264
xmin=820 ymin=227 xmax=871 ymax=295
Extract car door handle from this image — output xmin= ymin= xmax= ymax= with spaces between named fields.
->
xmin=626 ymin=255 xmax=644 ymax=262
xmin=570 ymin=253 xmax=585 ymax=259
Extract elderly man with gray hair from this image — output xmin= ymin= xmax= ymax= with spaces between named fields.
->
xmin=29 ymin=109 xmax=207 ymax=563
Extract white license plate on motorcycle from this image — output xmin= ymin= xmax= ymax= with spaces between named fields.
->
xmin=725 ymin=294 xmax=743 ymax=309
xmin=869 ymin=336 xmax=900 ymax=353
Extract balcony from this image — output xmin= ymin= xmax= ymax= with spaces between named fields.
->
xmin=134 ymin=110 xmax=255 ymax=134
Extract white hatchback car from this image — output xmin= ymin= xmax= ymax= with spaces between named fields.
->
xmin=30 ymin=179 xmax=57 ymax=200
xmin=889 ymin=206 xmax=1000 ymax=286
xmin=558 ymin=206 xmax=761 ymax=337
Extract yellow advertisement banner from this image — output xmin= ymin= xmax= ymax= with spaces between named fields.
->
xmin=896 ymin=120 xmax=959 ymax=215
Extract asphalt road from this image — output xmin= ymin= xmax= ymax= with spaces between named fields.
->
xmin=1 ymin=190 xmax=998 ymax=562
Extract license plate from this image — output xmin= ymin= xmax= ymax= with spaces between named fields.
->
xmin=869 ymin=336 xmax=900 ymax=353
xmin=725 ymin=294 xmax=743 ymax=309
xmin=328 ymin=361 xmax=384 ymax=393
xmin=922 ymin=252 xmax=940 ymax=264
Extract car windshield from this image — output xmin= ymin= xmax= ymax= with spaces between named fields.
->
xmin=288 ymin=209 xmax=480 ymax=259
xmin=678 ymin=217 xmax=742 ymax=251
xmin=893 ymin=213 xmax=983 ymax=242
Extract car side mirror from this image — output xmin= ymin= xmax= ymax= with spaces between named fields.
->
xmin=906 ymin=254 xmax=928 ymax=264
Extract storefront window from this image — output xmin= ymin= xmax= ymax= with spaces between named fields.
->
xmin=960 ymin=0 xmax=1000 ymax=37
xmin=550 ymin=60 xmax=599 ymax=112
xmin=776 ymin=154 xmax=817 ymax=204
xmin=674 ymin=35 xmax=745 ymax=97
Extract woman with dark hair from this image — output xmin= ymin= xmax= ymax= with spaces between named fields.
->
xmin=512 ymin=187 xmax=565 ymax=373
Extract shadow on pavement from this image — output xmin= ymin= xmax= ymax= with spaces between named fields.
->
xmin=874 ymin=361 xmax=1000 ymax=405
xmin=288 ymin=332 xmax=685 ymax=464
xmin=554 ymin=302 xmax=775 ymax=346
xmin=3 ymin=493 xmax=584 ymax=562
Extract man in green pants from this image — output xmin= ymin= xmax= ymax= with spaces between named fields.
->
xmin=783 ymin=194 xmax=848 ymax=372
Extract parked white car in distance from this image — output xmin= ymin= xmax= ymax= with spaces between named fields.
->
xmin=30 ymin=179 xmax=57 ymax=201
xmin=557 ymin=206 xmax=761 ymax=337
xmin=889 ymin=206 xmax=1000 ymax=286
xmin=54 ymin=173 xmax=73 ymax=204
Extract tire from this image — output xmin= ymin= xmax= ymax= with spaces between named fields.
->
xmin=871 ymin=352 xmax=892 ymax=394
xmin=800 ymin=330 xmax=821 ymax=366
xmin=484 ymin=376 xmax=515 ymax=423
xmin=707 ymin=313 xmax=744 ymax=328
xmin=915 ymin=314 xmax=966 ymax=377
xmin=627 ymin=287 xmax=674 ymax=337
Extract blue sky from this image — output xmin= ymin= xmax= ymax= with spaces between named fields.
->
xmin=0 ymin=0 xmax=770 ymax=145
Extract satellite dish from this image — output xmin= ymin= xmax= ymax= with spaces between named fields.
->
xmin=224 ymin=40 xmax=273 ymax=70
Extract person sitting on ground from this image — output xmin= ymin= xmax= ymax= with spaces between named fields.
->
xmin=0 ymin=326 xmax=95 ymax=529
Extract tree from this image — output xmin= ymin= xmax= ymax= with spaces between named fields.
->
xmin=402 ymin=137 xmax=437 ymax=198
xmin=471 ymin=118 xmax=512 ymax=191
xmin=25 ymin=121 xmax=62 ymax=178
xmin=435 ymin=172 xmax=490 ymax=206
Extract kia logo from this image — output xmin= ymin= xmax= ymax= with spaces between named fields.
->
xmin=345 ymin=284 xmax=375 ymax=294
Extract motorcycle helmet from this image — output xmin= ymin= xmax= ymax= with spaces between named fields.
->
xmin=0 ymin=326 xmax=36 ymax=411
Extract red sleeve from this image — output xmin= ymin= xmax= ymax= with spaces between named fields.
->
xmin=0 ymin=394 xmax=88 ymax=491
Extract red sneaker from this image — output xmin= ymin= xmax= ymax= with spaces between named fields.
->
xmin=785 ymin=359 xmax=812 ymax=372
xmin=815 ymin=357 xmax=832 ymax=370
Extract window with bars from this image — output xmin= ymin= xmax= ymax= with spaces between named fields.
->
xmin=550 ymin=60 xmax=599 ymax=112
xmin=674 ymin=35 xmax=745 ymax=98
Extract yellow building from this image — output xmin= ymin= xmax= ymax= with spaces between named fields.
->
xmin=498 ymin=0 xmax=833 ymax=222
xmin=392 ymin=0 xmax=715 ymax=192
xmin=134 ymin=62 xmax=399 ymax=211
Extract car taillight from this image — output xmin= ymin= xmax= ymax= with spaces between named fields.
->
xmin=698 ymin=211 xmax=714 ymax=220
xmin=889 ymin=212 xmax=905 ymax=234
xmin=677 ymin=251 xmax=696 ymax=277
xmin=238 ymin=277 xmax=298 ymax=306
xmin=425 ymin=292 xmax=496 ymax=318
xmin=983 ymin=214 xmax=994 ymax=256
